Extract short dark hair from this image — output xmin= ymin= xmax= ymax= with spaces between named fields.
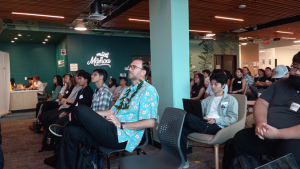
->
xmin=292 ymin=51 xmax=300 ymax=64
xmin=33 ymin=75 xmax=39 ymax=80
xmin=77 ymin=71 xmax=91 ymax=84
xmin=133 ymin=58 xmax=150 ymax=76
xmin=109 ymin=78 xmax=119 ymax=88
xmin=93 ymin=69 xmax=108 ymax=82
xmin=236 ymin=68 xmax=243 ymax=78
xmin=258 ymin=69 xmax=265 ymax=74
xmin=265 ymin=67 xmax=272 ymax=71
xmin=28 ymin=77 xmax=33 ymax=80
xmin=210 ymin=73 xmax=228 ymax=86
xmin=243 ymin=67 xmax=252 ymax=76
xmin=76 ymin=69 xmax=85 ymax=75
xmin=286 ymin=66 xmax=291 ymax=72
xmin=202 ymin=69 xmax=211 ymax=76
xmin=212 ymin=69 xmax=224 ymax=75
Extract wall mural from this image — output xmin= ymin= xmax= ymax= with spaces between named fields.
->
xmin=189 ymin=52 xmax=195 ymax=78
xmin=198 ymin=40 xmax=214 ymax=70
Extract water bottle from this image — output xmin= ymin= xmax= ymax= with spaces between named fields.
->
xmin=33 ymin=120 xmax=38 ymax=133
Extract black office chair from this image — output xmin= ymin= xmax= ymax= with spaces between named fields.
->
xmin=98 ymin=128 xmax=148 ymax=169
xmin=118 ymin=107 xmax=186 ymax=169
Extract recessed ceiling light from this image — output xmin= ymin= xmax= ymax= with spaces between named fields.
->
xmin=259 ymin=51 xmax=265 ymax=52
xmin=11 ymin=41 xmax=14 ymax=43
xmin=241 ymin=43 xmax=247 ymax=45
xmin=18 ymin=34 xmax=22 ymax=36
xmin=128 ymin=18 xmax=150 ymax=22
xmin=189 ymin=30 xmax=212 ymax=33
xmin=206 ymin=34 xmax=215 ymax=36
xmin=239 ymin=4 xmax=246 ymax=8
xmin=47 ymin=35 xmax=51 ymax=38
xmin=12 ymin=12 xmax=64 ymax=18
xmin=74 ymin=24 xmax=87 ymax=31
xmin=42 ymin=42 xmax=46 ymax=44
xmin=276 ymin=31 xmax=294 ymax=34
xmin=45 ymin=39 xmax=48 ymax=41
xmin=282 ymin=37 xmax=296 ymax=40
xmin=294 ymin=40 xmax=300 ymax=43
xmin=14 ymin=37 xmax=18 ymax=40
xmin=215 ymin=16 xmax=244 ymax=21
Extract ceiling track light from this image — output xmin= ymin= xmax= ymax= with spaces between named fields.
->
xmin=128 ymin=18 xmax=150 ymax=22
xmin=12 ymin=12 xmax=64 ymax=18
xmin=281 ymin=37 xmax=296 ymax=40
xmin=275 ymin=31 xmax=294 ymax=34
xmin=189 ymin=30 xmax=212 ymax=33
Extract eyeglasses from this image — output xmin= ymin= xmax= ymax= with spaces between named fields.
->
xmin=291 ymin=65 xmax=300 ymax=72
xmin=128 ymin=65 xmax=143 ymax=70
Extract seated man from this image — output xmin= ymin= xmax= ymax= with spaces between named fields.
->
xmin=54 ymin=59 xmax=159 ymax=169
xmin=204 ymin=69 xmax=229 ymax=98
xmin=181 ymin=73 xmax=238 ymax=169
xmin=25 ymin=77 xmax=33 ymax=88
xmin=30 ymin=75 xmax=44 ymax=94
xmin=112 ymin=77 xmax=129 ymax=105
xmin=233 ymin=52 xmax=300 ymax=167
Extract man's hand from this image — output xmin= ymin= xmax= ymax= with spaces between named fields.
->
xmin=63 ymin=101 xmax=67 ymax=106
xmin=204 ymin=117 xmax=216 ymax=124
xmin=58 ymin=101 xmax=62 ymax=105
xmin=106 ymin=115 xmax=121 ymax=128
xmin=255 ymin=123 xmax=265 ymax=139
xmin=59 ymin=112 xmax=67 ymax=118
xmin=261 ymin=123 xmax=280 ymax=139
xmin=69 ymin=113 xmax=72 ymax=121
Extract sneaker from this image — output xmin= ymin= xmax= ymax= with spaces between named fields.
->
xmin=183 ymin=160 xmax=189 ymax=169
xmin=49 ymin=124 xmax=64 ymax=137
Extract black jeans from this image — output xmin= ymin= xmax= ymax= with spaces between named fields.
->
xmin=180 ymin=114 xmax=222 ymax=161
xmin=57 ymin=105 xmax=127 ymax=169
xmin=234 ymin=127 xmax=300 ymax=167
xmin=36 ymin=101 xmax=46 ymax=117
xmin=41 ymin=101 xmax=60 ymax=114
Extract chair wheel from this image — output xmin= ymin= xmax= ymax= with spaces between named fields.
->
xmin=122 ymin=152 xmax=126 ymax=157
xmin=115 ymin=152 xmax=119 ymax=156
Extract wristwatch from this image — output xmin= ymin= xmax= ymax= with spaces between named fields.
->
xmin=120 ymin=122 xmax=125 ymax=129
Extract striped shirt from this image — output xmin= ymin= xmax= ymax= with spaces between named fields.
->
xmin=91 ymin=83 xmax=113 ymax=111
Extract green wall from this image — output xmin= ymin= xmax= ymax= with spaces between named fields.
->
xmin=0 ymin=43 xmax=56 ymax=94
xmin=66 ymin=34 xmax=151 ymax=90
xmin=56 ymin=37 xmax=68 ymax=75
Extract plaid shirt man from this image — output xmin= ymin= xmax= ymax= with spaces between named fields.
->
xmin=91 ymin=83 xmax=113 ymax=111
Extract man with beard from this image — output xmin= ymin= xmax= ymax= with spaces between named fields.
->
xmin=233 ymin=52 xmax=300 ymax=167
xmin=55 ymin=59 xmax=159 ymax=169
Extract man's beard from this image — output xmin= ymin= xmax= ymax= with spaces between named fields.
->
xmin=287 ymin=75 xmax=300 ymax=90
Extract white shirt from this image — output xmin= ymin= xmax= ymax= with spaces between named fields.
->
xmin=206 ymin=96 xmax=224 ymax=128
xmin=205 ymin=84 xmax=228 ymax=95
xmin=55 ymin=84 xmax=67 ymax=102
xmin=204 ymin=77 xmax=210 ymax=85
xmin=32 ymin=81 xmax=44 ymax=94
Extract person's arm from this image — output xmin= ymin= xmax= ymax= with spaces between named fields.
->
xmin=260 ymin=82 xmax=272 ymax=86
xmin=191 ymin=87 xmax=205 ymax=100
xmin=106 ymin=116 xmax=155 ymax=130
xmin=32 ymin=82 xmax=38 ymax=89
xmin=240 ymin=79 xmax=246 ymax=92
xmin=95 ymin=109 xmax=115 ymax=117
xmin=48 ymin=86 xmax=61 ymax=101
xmin=113 ymin=95 xmax=120 ymax=102
xmin=62 ymin=98 xmax=76 ymax=104
xmin=214 ymin=98 xmax=239 ymax=126
xmin=262 ymin=123 xmax=300 ymax=139
xmin=253 ymin=98 xmax=269 ymax=135
xmin=229 ymin=78 xmax=234 ymax=93
xmin=227 ymin=79 xmax=231 ymax=88
xmin=58 ymin=93 xmax=63 ymax=100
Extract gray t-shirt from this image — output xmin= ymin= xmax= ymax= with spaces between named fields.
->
xmin=260 ymin=79 xmax=300 ymax=129
xmin=114 ymin=86 xmax=129 ymax=96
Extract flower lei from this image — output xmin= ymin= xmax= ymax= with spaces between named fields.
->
xmin=114 ymin=79 xmax=144 ymax=111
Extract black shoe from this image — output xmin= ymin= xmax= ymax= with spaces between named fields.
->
xmin=49 ymin=124 xmax=64 ymax=137
xmin=44 ymin=154 xmax=58 ymax=168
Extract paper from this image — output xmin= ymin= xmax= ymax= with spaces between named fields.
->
xmin=251 ymin=62 xmax=253 ymax=66
xmin=192 ymin=65 xmax=195 ymax=69
xmin=70 ymin=63 xmax=78 ymax=71
xmin=253 ymin=62 xmax=257 ymax=66
xmin=216 ymin=65 xmax=221 ymax=69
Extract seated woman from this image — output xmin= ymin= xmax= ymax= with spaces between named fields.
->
xmin=190 ymin=73 xmax=206 ymax=100
xmin=35 ymin=75 xmax=63 ymax=118
xmin=108 ymin=78 xmax=119 ymax=94
xmin=181 ymin=73 xmax=239 ymax=168
xmin=254 ymin=69 xmax=265 ymax=83
xmin=229 ymin=68 xmax=246 ymax=94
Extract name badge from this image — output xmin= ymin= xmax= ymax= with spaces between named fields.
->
xmin=221 ymin=102 xmax=228 ymax=109
xmin=238 ymin=81 xmax=241 ymax=84
xmin=79 ymin=95 xmax=83 ymax=99
xmin=266 ymin=80 xmax=269 ymax=82
xmin=290 ymin=102 xmax=300 ymax=112
xmin=66 ymin=91 xmax=69 ymax=94
xmin=75 ymin=102 xmax=78 ymax=107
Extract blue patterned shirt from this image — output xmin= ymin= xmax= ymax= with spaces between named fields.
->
xmin=111 ymin=80 xmax=159 ymax=152
xmin=244 ymin=74 xmax=254 ymax=86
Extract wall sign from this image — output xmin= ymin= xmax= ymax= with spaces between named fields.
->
xmin=61 ymin=49 xmax=66 ymax=55
xmin=87 ymin=52 xmax=111 ymax=67
xmin=70 ymin=63 xmax=78 ymax=71
xmin=58 ymin=60 xmax=65 ymax=68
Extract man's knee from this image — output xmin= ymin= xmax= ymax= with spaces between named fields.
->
xmin=73 ymin=105 xmax=91 ymax=118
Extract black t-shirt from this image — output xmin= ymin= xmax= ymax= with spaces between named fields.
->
xmin=232 ymin=77 xmax=243 ymax=91
xmin=66 ymin=85 xmax=94 ymax=113
xmin=260 ymin=79 xmax=300 ymax=129
xmin=191 ymin=84 xmax=206 ymax=100
xmin=257 ymin=76 xmax=275 ymax=89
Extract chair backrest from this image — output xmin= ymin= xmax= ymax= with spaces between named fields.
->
xmin=42 ymin=83 xmax=47 ymax=93
xmin=158 ymin=107 xmax=186 ymax=168
xmin=229 ymin=94 xmax=247 ymax=121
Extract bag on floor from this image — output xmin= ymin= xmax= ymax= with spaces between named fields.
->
xmin=76 ymin=146 xmax=104 ymax=169
xmin=231 ymin=155 xmax=262 ymax=169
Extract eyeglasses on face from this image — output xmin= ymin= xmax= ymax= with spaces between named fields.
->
xmin=128 ymin=65 xmax=143 ymax=70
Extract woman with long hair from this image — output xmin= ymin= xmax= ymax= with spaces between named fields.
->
xmin=229 ymin=68 xmax=246 ymax=94
xmin=191 ymin=73 xmax=206 ymax=100
xmin=109 ymin=78 xmax=119 ymax=94
xmin=254 ymin=69 xmax=265 ymax=83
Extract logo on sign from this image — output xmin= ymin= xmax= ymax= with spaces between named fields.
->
xmin=87 ymin=52 xmax=111 ymax=67
xmin=61 ymin=49 xmax=66 ymax=55
xmin=58 ymin=60 xmax=65 ymax=68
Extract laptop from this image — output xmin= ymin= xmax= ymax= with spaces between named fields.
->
xmin=255 ymin=153 xmax=299 ymax=169
xmin=182 ymin=99 xmax=203 ymax=119
xmin=16 ymin=84 xmax=24 ymax=89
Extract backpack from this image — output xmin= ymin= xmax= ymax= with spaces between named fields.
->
xmin=76 ymin=146 xmax=104 ymax=169
xmin=222 ymin=138 xmax=262 ymax=169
